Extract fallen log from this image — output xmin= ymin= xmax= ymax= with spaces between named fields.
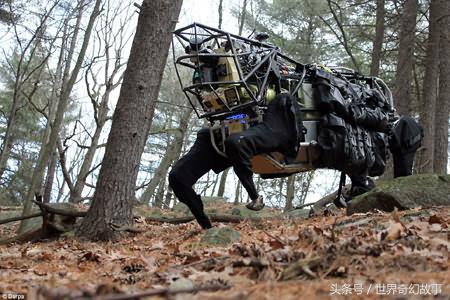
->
xmin=32 ymin=200 xmax=87 ymax=217
xmin=0 ymin=212 xmax=44 ymax=225
xmin=1 ymin=206 xmax=258 ymax=227
xmin=145 ymin=213 xmax=267 ymax=225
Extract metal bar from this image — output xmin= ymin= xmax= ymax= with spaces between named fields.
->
xmin=172 ymin=36 xmax=200 ymax=118
xmin=256 ymin=52 xmax=276 ymax=102
xmin=183 ymin=80 xmax=244 ymax=91
xmin=291 ymin=66 xmax=307 ymax=96
xmin=242 ymin=49 xmax=275 ymax=82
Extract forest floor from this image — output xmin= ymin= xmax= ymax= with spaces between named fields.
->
xmin=0 ymin=204 xmax=449 ymax=300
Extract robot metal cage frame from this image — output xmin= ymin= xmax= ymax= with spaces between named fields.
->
xmin=171 ymin=23 xmax=307 ymax=121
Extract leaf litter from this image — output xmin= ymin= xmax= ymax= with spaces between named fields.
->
xmin=0 ymin=205 xmax=449 ymax=299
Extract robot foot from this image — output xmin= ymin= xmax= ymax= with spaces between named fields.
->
xmin=246 ymin=195 xmax=265 ymax=211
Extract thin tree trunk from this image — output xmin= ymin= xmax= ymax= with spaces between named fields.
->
xmin=19 ymin=0 xmax=101 ymax=233
xmin=70 ymin=111 xmax=107 ymax=203
xmin=77 ymin=0 xmax=183 ymax=241
xmin=164 ymin=186 xmax=173 ymax=208
xmin=42 ymin=21 xmax=67 ymax=204
xmin=284 ymin=174 xmax=295 ymax=211
xmin=321 ymin=0 xmax=360 ymax=72
xmin=278 ymin=178 xmax=285 ymax=205
xmin=392 ymin=0 xmax=417 ymax=117
xmin=0 ymin=96 xmax=20 ymax=180
xmin=155 ymin=177 xmax=166 ymax=208
xmin=210 ymin=174 xmax=219 ymax=197
xmin=201 ymin=172 xmax=211 ymax=196
xmin=370 ymin=0 xmax=385 ymax=77
xmin=69 ymin=85 xmax=115 ymax=203
xmin=43 ymin=151 xmax=57 ymax=203
xmin=0 ymin=9 xmax=55 ymax=180
xmin=217 ymin=167 xmax=229 ymax=197
xmin=140 ymin=109 xmax=191 ymax=204
xmin=233 ymin=182 xmax=240 ymax=205
xmin=299 ymin=171 xmax=314 ymax=206
xmin=238 ymin=0 xmax=248 ymax=36
xmin=416 ymin=0 xmax=442 ymax=174
xmin=141 ymin=140 xmax=174 ymax=204
xmin=434 ymin=0 xmax=450 ymax=174
xmin=218 ymin=0 xmax=223 ymax=29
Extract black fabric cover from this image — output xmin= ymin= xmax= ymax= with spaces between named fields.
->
xmin=389 ymin=116 xmax=424 ymax=154
xmin=169 ymin=93 xmax=303 ymax=228
xmin=312 ymin=68 xmax=392 ymax=179
xmin=388 ymin=116 xmax=424 ymax=177
xmin=224 ymin=93 xmax=303 ymax=199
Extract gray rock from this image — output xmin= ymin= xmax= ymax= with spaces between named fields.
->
xmin=347 ymin=174 xmax=450 ymax=215
xmin=228 ymin=205 xmax=275 ymax=218
xmin=200 ymin=226 xmax=240 ymax=246
xmin=284 ymin=208 xmax=310 ymax=219
xmin=169 ymin=278 xmax=194 ymax=290
xmin=172 ymin=196 xmax=228 ymax=216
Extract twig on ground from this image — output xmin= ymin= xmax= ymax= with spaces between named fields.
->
xmin=262 ymin=229 xmax=286 ymax=246
xmin=109 ymin=223 xmax=146 ymax=233
xmin=279 ymin=256 xmax=322 ymax=280
xmin=92 ymin=283 xmax=230 ymax=300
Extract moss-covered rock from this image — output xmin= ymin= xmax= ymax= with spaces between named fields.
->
xmin=347 ymin=174 xmax=450 ymax=215
xmin=229 ymin=205 xmax=277 ymax=218
xmin=133 ymin=205 xmax=166 ymax=218
xmin=283 ymin=208 xmax=310 ymax=219
xmin=172 ymin=202 xmax=192 ymax=215
xmin=200 ymin=226 xmax=240 ymax=246
xmin=172 ymin=197 xmax=228 ymax=215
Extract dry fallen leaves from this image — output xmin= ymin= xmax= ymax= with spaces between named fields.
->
xmin=0 ymin=204 xmax=449 ymax=299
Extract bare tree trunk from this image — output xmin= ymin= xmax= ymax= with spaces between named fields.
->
xmin=416 ymin=0 xmax=442 ymax=174
xmin=155 ymin=177 xmax=166 ymax=208
xmin=140 ymin=109 xmax=191 ymax=204
xmin=298 ymin=171 xmax=314 ymax=206
xmin=210 ymin=174 xmax=219 ymax=197
xmin=0 ymin=95 xmax=20 ymax=179
xmin=217 ymin=167 xmax=229 ymax=197
xmin=42 ymin=21 xmax=67 ymax=204
xmin=238 ymin=0 xmax=248 ymax=36
xmin=70 ymin=87 xmax=114 ymax=203
xmin=77 ymin=0 xmax=183 ymax=241
xmin=320 ymin=0 xmax=360 ymax=72
xmin=19 ymin=0 xmax=102 ymax=233
xmin=370 ymin=0 xmax=385 ymax=77
xmin=284 ymin=174 xmax=295 ymax=211
xmin=434 ymin=0 xmax=450 ymax=174
xmin=43 ymin=151 xmax=57 ymax=203
xmin=233 ymin=182 xmax=240 ymax=205
xmin=71 ymin=2 xmax=129 ymax=203
xmin=164 ymin=186 xmax=173 ymax=208
xmin=70 ymin=122 xmax=104 ymax=202
xmin=392 ymin=0 xmax=417 ymax=117
xmin=0 ymin=12 xmax=54 ymax=180
xmin=278 ymin=178 xmax=285 ymax=205
xmin=201 ymin=172 xmax=212 ymax=196
xmin=218 ymin=0 xmax=223 ymax=29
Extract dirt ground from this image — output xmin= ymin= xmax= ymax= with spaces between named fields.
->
xmin=0 ymin=205 xmax=448 ymax=299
